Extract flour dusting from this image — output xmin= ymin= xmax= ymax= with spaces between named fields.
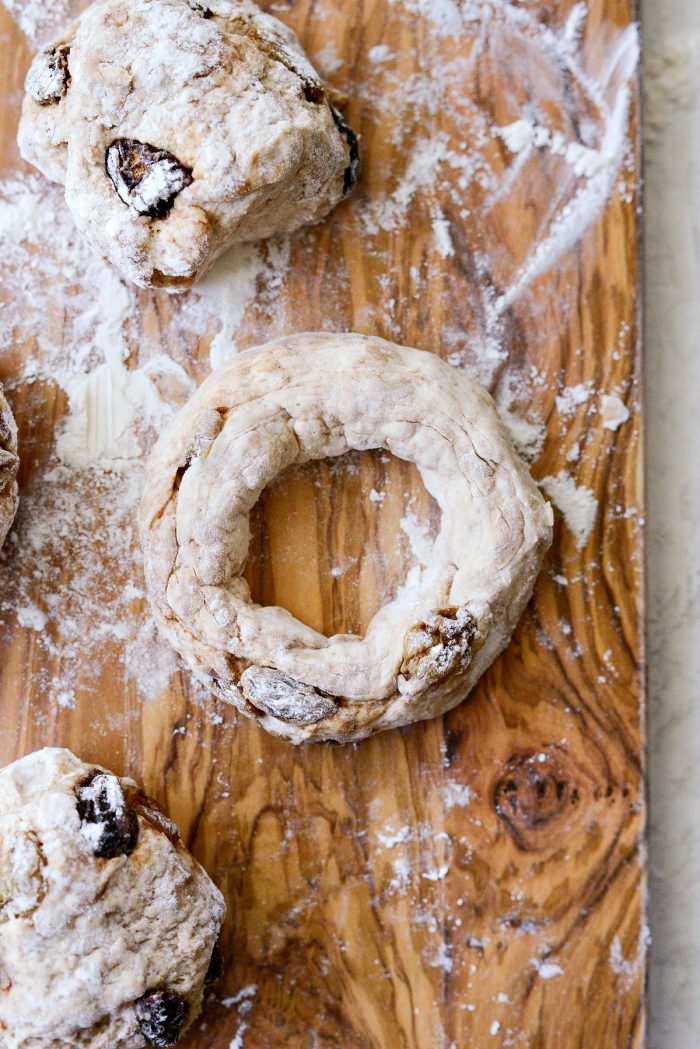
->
xmin=0 ymin=0 xmax=641 ymax=1023
xmin=600 ymin=393 xmax=630 ymax=431
xmin=223 ymin=983 xmax=257 ymax=1049
xmin=541 ymin=471 xmax=598 ymax=549
xmin=533 ymin=959 xmax=565 ymax=980
xmin=496 ymin=372 xmax=547 ymax=462
xmin=1 ymin=0 xmax=69 ymax=47
xmin=556 ymin=384 xmax=593 ymax=416
xmin=0 ymin=0 xmax=637 ymax=761
xmin=190 ymin=245 xmax=266 ymax=371
xmin=399 ymin=509 xmax=434 ymax=567
xmin=57 ymin=350 xmax=193 ymax=467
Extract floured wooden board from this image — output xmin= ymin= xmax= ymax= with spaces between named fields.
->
xmin=0 ymin=1 xmax=644 ymax=1046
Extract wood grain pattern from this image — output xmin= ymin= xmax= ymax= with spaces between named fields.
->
xmin=0 ymin=1 xmax=644 ymax=1047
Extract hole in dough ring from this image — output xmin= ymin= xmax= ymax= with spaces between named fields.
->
xmin=140 ymin=333 xmax=553 ymax=744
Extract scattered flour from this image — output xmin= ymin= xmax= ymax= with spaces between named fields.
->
xmin=313 ymin=40 xmax=344 ymax=76
xmin=431 ymin=205 xmax=455 ymax=258
xmin=443 ymin=781 xmax=475 ymax=809
xmin=609 ymin=935 xmax=644 ymax=990
xmin=228 ymin=1020 xmax=249 ymax=1048
xmin=1 ymin=0 xmax=69 ymax=47
xmin=54 ymin=688 xmax=76 ymax=710
xmin=16 ymin=604 xmax=47 ymax=631
xmin=500 ymin=409 xmax=546 ymax=461
xmin=556 ymin=383 xmax=593 ymax=415
xmin=367 ymin=44 xmax=394 ymax=65
xmin=493 ymin=22 xmax=639 ymax=314
xmin=540 ymin=471 xmax=598 ymax=550
xmin=399 ymin=509 xmax=434 ymax=567
xmin=494 ymin=369 xmax=547 ymax=462
xmin=423 ymin=864 xmax=449 ymax=882
xmin=386 ymin=0 xmax=464 ymax=38
xmin=533 ymin=959 xmax=565 ymax=980
xmin=390 ymin=856 xmax=412 ymax=889
xmin=429 ymin=942 xmax=453 ymax=973
xmin=0 ymin=0 xmax=641 ymax=1027
xmin=363 ymin=134 xmax=452 ymax=235
xmin=56 ymin=350 xmax=193 ymax=467
xmin=222 ymin=983 xmax=257 ymax=1049
xmin=600 ymin=393 xmax=630 ymax=431
xmin=377 ymin=825 xmax=412 ymax=849
xmin=496 ymin=118 xmax=610 ymax=179
xmin=190 ymin=244 xmax=267 ymax=371
xmin=221 ymin=985 xmax=258 ymax=1010
xmin=0 ymin=178 xmax=57 ymax=242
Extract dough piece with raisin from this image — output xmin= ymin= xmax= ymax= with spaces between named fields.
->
xmin=0 ymin=749 xmax=226 ymax=1048
xmin=0 ymin=384 xmax=19 ymax=549
xmin=17 ymin=0 xmax=359 ymax=291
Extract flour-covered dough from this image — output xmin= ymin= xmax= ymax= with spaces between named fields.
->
xmin=18 ymin=0 xmax=359 ymax=291
xmin=0 ymin=749 xmax=226 ymax=1048
xmin=141 ymin=333 xmax=554 ymax=744
xmin=0 ymin=385 xmax=19 ymax=549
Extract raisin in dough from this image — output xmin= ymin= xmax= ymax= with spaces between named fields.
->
xmin=0 ymin=385 xmax=19 ymax=550
xmin=17 ymin=0 xmax=359 ymax=292
xmin=141 ymin=333 xmax=554 ymax=744
xmin=0 ymin=749 xmax=226 ymax=1048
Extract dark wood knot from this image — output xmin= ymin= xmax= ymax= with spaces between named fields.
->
xmin=493 ymin=751 xmax=579 ymax=851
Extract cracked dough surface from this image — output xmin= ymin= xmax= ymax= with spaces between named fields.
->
xmin=0 ymin=385 xmax=19 ymax=550
xmin=17 ymin=0 xmax=358 ymax=291
xmin=0 ymin=749 xmax=225 ymax=1048
xmin=141 ymin=333 xmax=554 ymax=744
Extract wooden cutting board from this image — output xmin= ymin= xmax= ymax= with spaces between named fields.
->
xmin=0 ymin=1 xmax=644 ymax=1047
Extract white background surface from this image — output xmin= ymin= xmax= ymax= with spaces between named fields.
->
xmin=644 ymin=0 xmax=700 ymax=1046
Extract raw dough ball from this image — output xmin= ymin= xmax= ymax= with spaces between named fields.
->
xmin=0 ymin=385 xmax=19 ymax=550
xmin=0 ymin=749 xmax=226 ymax=1048
xmin=17 ymin=0 xmax=359 ymax=292
xmin=140 ymin=333 xmax=554 ymax=744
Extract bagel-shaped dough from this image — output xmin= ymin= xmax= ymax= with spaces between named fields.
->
xmin=0 ymin=384 xmax=19 ymax=549
xmin=141 ymin=334 xmax=553 ymax=743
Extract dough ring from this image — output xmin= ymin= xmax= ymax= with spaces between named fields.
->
xmin=141 ymin=334 xmax=553 ymax=744
xmin=0 ymin=383 xmax=19 ymax=549
xmin=17 ymin=0 xmax=359 ymax=292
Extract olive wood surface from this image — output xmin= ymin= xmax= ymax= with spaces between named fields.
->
xmin=0 ymin=1 xmax=644 ymax=1046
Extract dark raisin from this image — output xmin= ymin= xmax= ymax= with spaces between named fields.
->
xmin=26 ymin=44 xmax=71 ymax=106
xmin=302 ymin=79 xmax=326 ymax=104
xmin=240 ymin=666 xmax=338 ymax=725
xmin=106 ymin=139 xmax=193 ymax=219
xmin=330 ymin=106 xmax=360 ymax=196
xmin=400 ymin=607 xmax=477 ymax=685
xmin=187 ymin=0 xmax=213 ymax=15
xmin=136 ymin=990 xmax=189 ymax=1048
xmin=76 ymin=770 xmax=139 ymax=859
